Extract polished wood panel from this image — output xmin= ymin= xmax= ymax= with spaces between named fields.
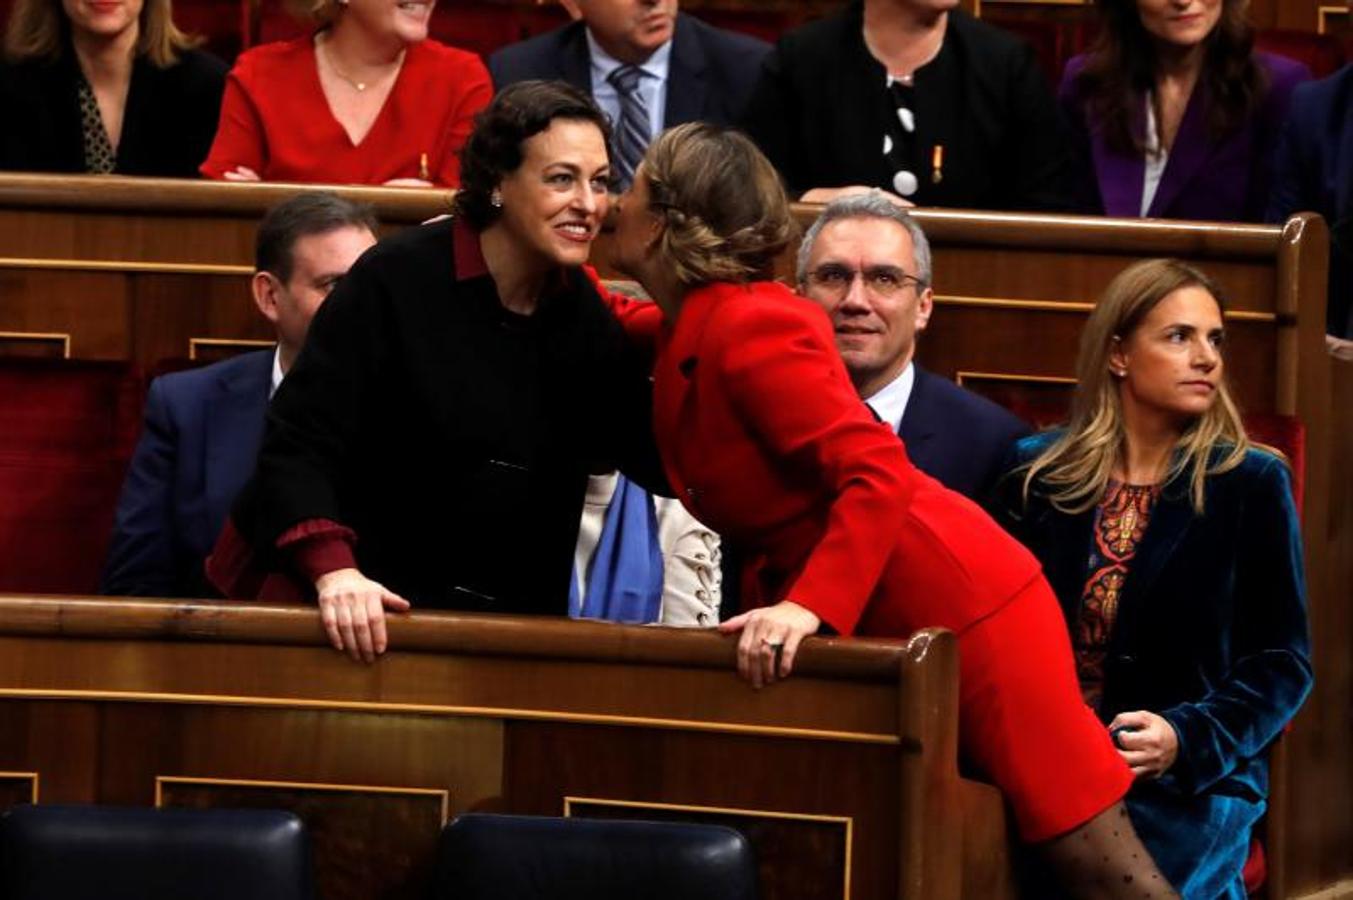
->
xmin=0 ymin=771 xmax=38 ymax=810
xmin=160 ymin=776 xmax=451 ymax=900
xmin=0 ymin=332 xmax=69 ymax=359
xmin=0 ymin=597 xmax=1002 ymax=900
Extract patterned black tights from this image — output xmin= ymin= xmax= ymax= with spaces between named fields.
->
xmin=1041 ymin=802 xmax=1179 ymax=899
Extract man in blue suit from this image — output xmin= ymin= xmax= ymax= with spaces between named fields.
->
xmin=1268 ymin=61 xmax=1353 ymax=344
xmin=798 ymin=192 xmax=1029 ymax=500
xmin=101 ymin=193 xmax=378 ymax=597
xmin=488 ymin=0 xmax=768 ymax=187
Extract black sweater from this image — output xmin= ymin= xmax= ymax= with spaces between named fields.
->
xmin=233 ymin=219 xmax=662 ymax=615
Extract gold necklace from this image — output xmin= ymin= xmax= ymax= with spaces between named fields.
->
xmin=320 ymin=40 xmax=402 ymax=92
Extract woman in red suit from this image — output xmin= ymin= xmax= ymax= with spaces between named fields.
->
xmin=608 ymin=122 xmax=1178 ymax=898
xmin=199 ymin=0 xmax=490 ymax=186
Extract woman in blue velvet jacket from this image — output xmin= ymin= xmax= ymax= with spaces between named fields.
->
xmin=993 ymin=258 xmax=1312 ymax=900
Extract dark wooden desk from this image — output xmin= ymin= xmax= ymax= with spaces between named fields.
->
xmin=0 ymin=596 xmax=1015 ymax=900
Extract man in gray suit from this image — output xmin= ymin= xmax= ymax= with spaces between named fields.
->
xmin=489 ymin=0 xmax=768 ymax=187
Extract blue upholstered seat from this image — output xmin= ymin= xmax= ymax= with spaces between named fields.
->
xmin=0 ymin=805 xmax=313 ymax=900
xmin=434 ymin=813 xmax=758 ymax=900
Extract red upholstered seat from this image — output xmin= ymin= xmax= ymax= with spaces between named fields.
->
xmin=1237 ymin=412 xmax=1304 ymax=898
xmin=175 ymin=0 xmax=245 ymax=61
xmin=984 ymin=16 xmax=1064 ymax=86
xmin=1242 ymin=411 xmax=1305 ymax=515
xmin=1243 ymin=836 xmax=1267 ymax=896
xmin=0 ymin=359 xmax=141 ymax=457
xmin=430 ymin=4 xmax=570 ymax=56
xmin=690 ymin=8 xmax=803 ymax=44
xmin=1256 ymin=29 xmax=1347 ymax=78
xmin=0 ymin=359 xmax=143 ymax=594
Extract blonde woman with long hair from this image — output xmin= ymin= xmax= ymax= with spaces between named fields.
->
xmin=0 ymin=0 xmax=225 ymax=175
xmin=994 ymin=258 xmax=1312 ymax=898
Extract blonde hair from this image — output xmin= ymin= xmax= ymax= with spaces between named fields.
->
xmin=1022 ymin=258 xmax=1256 ymax=514
xmin=640 ymin=122 xmax=798 ymax=288
xmin=4 ymin=0 xmax=200 ymax=66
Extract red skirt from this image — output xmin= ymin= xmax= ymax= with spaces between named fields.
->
xmin=956 ymin=576 xmax=1133 ymax=842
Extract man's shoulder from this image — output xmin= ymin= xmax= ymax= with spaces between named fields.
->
xmin=913 ymin=368 xmax=1029 ymax=435
xmin=675 ymin=12 xmax=770 ymax=59
xmin=149 ymin=350 xmax=271 ymax=421
xmin=488 ymin=21 xmax=583 ymax=83
xmin=155 ymin=349 xmax=270 ymax=394
xmin=1289 ymin=63 xmax=1353 ymax=123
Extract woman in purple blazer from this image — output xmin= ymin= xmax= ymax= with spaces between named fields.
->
xmin=1059 ymin=0 xmax=1309 ymax=223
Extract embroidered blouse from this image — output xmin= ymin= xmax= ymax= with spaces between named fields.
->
xmin=1076 ymin=480 xmax=1161 ymax=709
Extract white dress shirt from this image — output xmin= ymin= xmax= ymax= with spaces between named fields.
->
xmin=1141 ymin=98 xmax=1169 ymax=217
xmin=586 ymin=30 xmax=672 ymax=138
xmin=269 ymin=347 xmax=284 ymax=399
xmin=862 ymin=361 xmax=916 ymax=433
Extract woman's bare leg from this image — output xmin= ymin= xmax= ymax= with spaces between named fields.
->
xmin=1040 ymin=801 xmax=1178 ymax=899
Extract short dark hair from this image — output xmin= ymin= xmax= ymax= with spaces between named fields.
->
xmin=454 ymin=80 xmax=612 ymax=230
xmin=254 ymin=191 xmax=379 ymax=283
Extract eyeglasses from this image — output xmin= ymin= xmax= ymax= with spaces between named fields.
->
xmin=804 ymin=264 xmax=927 ymax=301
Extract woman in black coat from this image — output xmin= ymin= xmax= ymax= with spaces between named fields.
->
xmin=741 ymin=0 xmax=1078 ymax=211
xmin=0 ymin=0 xmax=224 ymax=176
xmin=209 ymin=81 xmax=664 ymax=663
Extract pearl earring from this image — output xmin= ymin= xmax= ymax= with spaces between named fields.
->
xmin=490 ymin=191 xmax=503 ymax=208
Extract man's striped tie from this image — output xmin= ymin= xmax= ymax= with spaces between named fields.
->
xmin=607 ymin=64 xmax=651 ymax=191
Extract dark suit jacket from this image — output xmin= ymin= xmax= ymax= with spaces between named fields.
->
xmin=102 ymin=350 xmax=272 ymax=597
xmin=487 ymin=13 xmax=769 ymax=129
xmin=1267 ymin=63 xmax=1353 ymax=337
xmin=1060 ymin=52 xmax=1310 ymax=222
xmin=898 ymin=365 xmax=1029 ymax=500
xmin=0 ymin=44 xmax=225 ymax=177
xmin=740 ymin=2 xmax=1078 ymax=210
xmin=994 ymin=433 xmax=1312 ymax=897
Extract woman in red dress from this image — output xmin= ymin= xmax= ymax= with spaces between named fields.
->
xmin=607 ymin=121 xmax=1178 ymax=898
xmin=200 ymin=0 xmax=490 ymax=186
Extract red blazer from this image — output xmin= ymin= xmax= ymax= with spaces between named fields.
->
xmin=201 ymin=37 xmax=491 ymax=186
xmin=651 ymin=280 xmax=1041 ymax=637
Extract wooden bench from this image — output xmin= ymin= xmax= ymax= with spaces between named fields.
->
xmin=0 ymin=596 xmax=1012 ymax=900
